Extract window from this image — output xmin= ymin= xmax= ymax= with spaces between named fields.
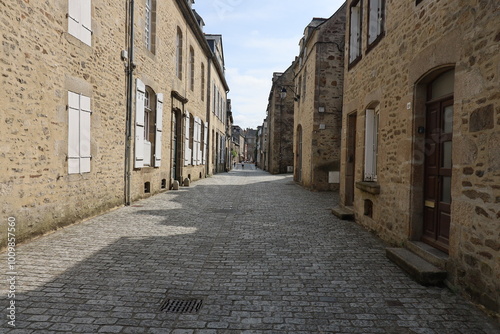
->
xmin=349 ymin=0 xmax=362 ymax=64
xmin=68 ymin=0 xmax=92 ymax=46
xmin=201 ymin=63 xmax=205 ymax=101
xmin=145 ymin=0 xmax=156 ymax=53
xmin=368 ymin=0 xmax=384 ymax=46
xmin=189 ymin=47 xmax=195 ymax=91
xmin=68 ymin=91 xmax=92 ymax=174
xmin=184 ymin=112 xmax=191 ymax=166
xmin=176 ymin=28 xmax=183 ymax=79
xmin=135 ymin=79 xmax=163 ymax=168
xmin=364 ymin=107 xmax=379 ymax=181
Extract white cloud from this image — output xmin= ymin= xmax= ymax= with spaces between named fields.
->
xmin=194 ymin=0 xmax=346 ymax=129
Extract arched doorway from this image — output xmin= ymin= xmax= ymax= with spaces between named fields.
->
xmin=420 ymin=69 xmax=454 ymax=253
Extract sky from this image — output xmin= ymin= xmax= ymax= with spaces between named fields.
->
xmin=193 ymin=0 xmax=346 ymax=130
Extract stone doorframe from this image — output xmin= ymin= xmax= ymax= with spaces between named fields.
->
xmin=409 ymin=65 xmax=456 ymax=242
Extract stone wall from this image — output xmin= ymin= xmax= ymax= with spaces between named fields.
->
xmin=0 ymin=0 xmax=227 ymax=247
xmin=341 ymin=0 xmax=500 ymax=312
xmin=293 ymin=6 xmax=346 ymax=191
xmin=267 ymin=68 xmax=295 ymax=174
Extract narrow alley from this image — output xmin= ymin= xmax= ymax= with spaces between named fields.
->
xmin=1 ymin=170 xmax=498 ymax=333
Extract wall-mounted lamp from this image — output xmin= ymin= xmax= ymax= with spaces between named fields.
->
xmin=280 ymin=86 xmax=300 ymax=101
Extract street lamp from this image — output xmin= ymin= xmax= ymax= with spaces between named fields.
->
xmin=280 ymin=86 xmax=300 ymax=101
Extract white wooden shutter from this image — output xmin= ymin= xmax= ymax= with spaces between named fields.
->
xmin=68 ymin=92 xmax=80 ymax=174
xmin=184 ymin=113 xmax=191 ymax=165
xmin=197 ymin=121 xmax=202 ymax=165
xmin=68 ymin=0 xmax=81 ymax=41
xmin=68 ymin=92 xmax=91 ymax=174
xmin=193 ymin=117 xmax=201 ymax=165
xmin=154 ymin=93 xmax=163 ymax=167
xmin=203 ymin=123 xmax=208 ymax=165
xmin=349 ymin=5 xmax=360 ymax=62
xmin=80 ymin=0 xmax=92 ymax=46
xmin=79 ymin=95 xmax=92 ymax=173
xmin=364 ymin=109 xmax=375 ymax=181
xmin=68 ymin=0 xmax=91 ymax=46
xmin=135 ymin=79 xmax=145 ymax=168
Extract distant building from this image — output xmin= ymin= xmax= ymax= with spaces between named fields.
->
xmin=266 ymin=68 xmax=295 ymax=174
xmin=293 ymin=7 xmax=346 ymax=190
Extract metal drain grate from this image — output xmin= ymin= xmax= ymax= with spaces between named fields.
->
xmin=160 ymin=298 xmax=203 ymax=314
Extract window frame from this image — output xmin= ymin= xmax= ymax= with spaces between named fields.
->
xmin=189 ymin=47 xmax=195 ymax=91
xmin=176 ymin=28 xmax=183 ymax=80
xmin=366 ymin=0 xmax=385 ymax=53
xmin=348 ymin=0 xmax=363 ymax=68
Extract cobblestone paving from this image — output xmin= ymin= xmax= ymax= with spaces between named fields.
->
xmin=1 ymin=169 xmax=499 ymax=333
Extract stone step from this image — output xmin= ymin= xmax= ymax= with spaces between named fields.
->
xmin=386 ymin=247 xmax=447 ymax=286
xmin=406 ymin=241 xmax=448 ymax=269
xmin=331 ymin=206 xmax=354 ymax=220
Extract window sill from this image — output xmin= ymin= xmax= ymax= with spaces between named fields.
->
xmin=356 ymin=181 xmax=380 ymax=195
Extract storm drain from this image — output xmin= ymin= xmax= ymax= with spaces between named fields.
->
xmin=159 ymin=298 xmax=203 ymax=314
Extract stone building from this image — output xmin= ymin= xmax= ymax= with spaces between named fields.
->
xmin=292 ymin=7 xmax=346 ymax=191
xmin=0 ymin=0 xmax=229 ymax=246
xmin=244 ymin=128 xmax=258 ymax=162
xmin=266 ymin=68 xmax=295 ymax=174
xmin=338 ymin=0 xmax=499 ymax=312
xmin=205 ymin=34 xmax=230 ymax=175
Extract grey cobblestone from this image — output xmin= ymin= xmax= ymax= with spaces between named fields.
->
xmin=1 ymin=170 xmax=499 ymax=332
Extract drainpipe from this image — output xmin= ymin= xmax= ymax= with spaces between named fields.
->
xmin=124 ymin=0 xmax=135 ymax=206
xmin=206 ymin=57 xmax=212 ymax=177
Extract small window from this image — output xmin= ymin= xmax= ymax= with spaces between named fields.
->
xmin=201 ymin=63 xmax=205 ymax=101
xmin=176 ymin=28 xmax=183 ymax=79
xmin=145 ymin=0 xmax=156 ymax=53
xmin=189 ymin=47 xmax=195 ymax=91
xmin=349 ymin=0 xmax=362 ymax=65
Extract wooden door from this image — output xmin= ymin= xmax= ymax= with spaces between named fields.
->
xmin=422 ymin=98 xmax=453 ymax=252
xmin=345 ymin=113 xmax=357 ymax=206
xmin=296 ymin=126 xmax=302 ymax=182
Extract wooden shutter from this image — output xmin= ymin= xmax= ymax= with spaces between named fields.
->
xmin=68 ymin=0 xmax=91 ymax=46
xmin=364 ymin=109 xmax=375 ymax=181
xmin=154 ymin=93 xmax=163 ymax=167
xmin=203 ymin=123 xmax=208 ymax=165
xmin=135 ymin=79 xmax=145 ymax=168
xmin=68 ymin=92 xmax=80 ymax=174
xmin=184 ymin=113 xmax=191 ymax=165
xmin=79 ymin=95 xmax=92 ymax=173
xmin=68 ymin=92 xmax=91 ymax=174
xmin=80 ymin=0 xmax=92 ymax=46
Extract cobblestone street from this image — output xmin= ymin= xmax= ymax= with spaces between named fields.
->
xmin=1 ymin=169 xmax=499 ymax=333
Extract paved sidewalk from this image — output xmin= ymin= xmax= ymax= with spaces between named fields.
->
xmin=1 ymin=169 xmax=499 ymax=333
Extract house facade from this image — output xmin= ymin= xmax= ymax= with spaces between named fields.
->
xmin=0 ymin=0 xmax=229 ymax=246
xmin=340 ymin=0 xmax=499 ymax=312
xmin=266 ymin=69 xmax=295 ymax=174
xmin=293 ymin=7 xmax=346 ymax=191
xmin=206 ymin=34 xmax=230 ymax=175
